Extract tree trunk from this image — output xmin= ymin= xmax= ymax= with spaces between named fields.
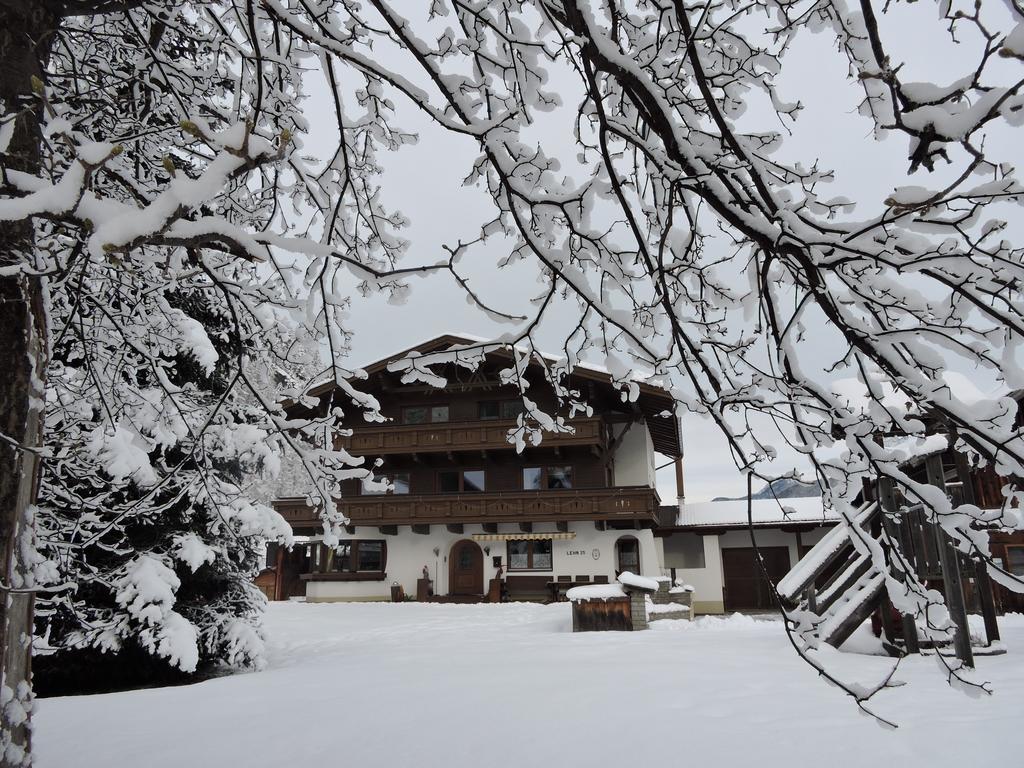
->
xmin=0 ymin=2 xmax=57 ymax=764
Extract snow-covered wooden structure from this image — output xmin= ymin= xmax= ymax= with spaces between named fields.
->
xmin=779 ymin=446 xmax=1018 ymax=662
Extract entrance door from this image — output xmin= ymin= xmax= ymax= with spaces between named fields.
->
xmin=722 ymin=546 xmax=791 ymax=611
xmin=449 ymin=540 xmax=484 ymax=596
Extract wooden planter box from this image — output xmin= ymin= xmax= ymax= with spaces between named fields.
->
xmin=571 ymin=597 xmax=632 ymax=632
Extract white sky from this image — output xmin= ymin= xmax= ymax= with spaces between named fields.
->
xmin=295 ymin=3 xmax=1024 ymax=503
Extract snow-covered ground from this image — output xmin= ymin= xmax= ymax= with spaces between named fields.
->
xmin=36 ymin=604 xmax=1024 ymax=767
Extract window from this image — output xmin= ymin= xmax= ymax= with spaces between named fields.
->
xmin=478 ymin=401 xmax=500 ymax=420
xmin=363 ymin=471 xmax=410 ymax=495
xmin=523 ymin=467 xmax=542 ymax=490
xmin=522 ymin=466 xmax=573 ymax=490
xmin=1008 ymin=546 xmax=1024 ymax=577
xmin=501 ymin=400 xmax=525 ymax=419
xmin=463 ymin=470 xmax=485 ymax=492
xmin=403 ymin=406 xmax=428 ymax=424
xmin=507 ymin=539 xmax=553 ymax=571
xmin=403 ymin=405 xmax=449 ymax=424
xmin=548 ymin=466 xmax=573 ymax=489
xmin=616 ymin=536 xmax=640 ymax=574
xmin=663 ymin=533 xmax=705 ymax=569
xmin=438 ymin=469 xmax=486 ymax=493
xmin=326 ymin=540 xmax=387 ymax=573
xmin=480 ymin=400 xmax=525 ymax=420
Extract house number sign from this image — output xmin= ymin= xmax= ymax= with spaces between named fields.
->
xmin=565 ymin=549 xmax=586 ymax=557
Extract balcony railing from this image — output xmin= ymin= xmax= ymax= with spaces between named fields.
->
xmin=276 ymin=486 xmax=659 ymax=527
xmin=338 ymin=416 xmax=604 ymax=456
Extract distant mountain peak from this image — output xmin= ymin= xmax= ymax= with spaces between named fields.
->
xmin=711 ymin=477 xmax=822 ymax=502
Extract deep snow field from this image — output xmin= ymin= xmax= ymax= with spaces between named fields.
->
xmin=36 ymin=603 xmax=1024 ymax=767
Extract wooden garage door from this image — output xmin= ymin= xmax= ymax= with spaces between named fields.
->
xmin=722 ymin=547 xmax=791 ymax=611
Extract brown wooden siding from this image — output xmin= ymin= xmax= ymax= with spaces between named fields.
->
xmin=276 ymin=486 xmax=659 ymax=527
xmin=340 ymin=416 xmax=604 ymax=456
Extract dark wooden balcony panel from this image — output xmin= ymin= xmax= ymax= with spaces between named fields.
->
xmin=274 ymin=487 xmax=658 ymax=527
xmin=339 ymin=417 xmax=604 ymax=455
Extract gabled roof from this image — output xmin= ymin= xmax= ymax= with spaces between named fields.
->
xmin=307 ymin=333 xmax=682 ymax=457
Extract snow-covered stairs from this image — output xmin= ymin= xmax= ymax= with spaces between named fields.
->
xmin=777 ymin=502 xmax=885 ymax=647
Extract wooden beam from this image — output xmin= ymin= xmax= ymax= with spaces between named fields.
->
xmin=594 ymin=520 xmax=606 ymax=531
xmin=954 ymin=452 xmax=1000 ymax=644
xmin=411 ymin=524 xmax=431 ymax=535
xmin=519 ymin=522 xmax=533 ymax=533
xmin=481 ymin=523 xmax=498 ymax=533
xmin=555 ymin=521 xmax=568 ymax=533
xmin=925 ymin=454 xmax=974 ymax=667
xmin=344 ymin=525 xmax=356 ymax=535
xmin=674 ymin=456 xmax=684 ymax=500
xmin=446 ymin=523 xmax=464 ymax=534
xmin=378 ymin=525 xmax=398 ymax=536
xmin=878 ymin=477 xmax=920 ymax=655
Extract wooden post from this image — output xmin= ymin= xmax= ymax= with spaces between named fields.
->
xmin=953 ymin=452 xmax=1000 ymax=644
xmin=804 ymin=583 xmax=817 ymax=614
xmin=877 ymin=477 xmax=920 ymax=654
xmin=924 ymin=454 xmax=974 ymax=667
xmin=673 ymin=456 xmax=684 ymax=501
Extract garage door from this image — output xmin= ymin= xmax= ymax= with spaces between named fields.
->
xmin=722 ymin=547 xmax=791 ymax=611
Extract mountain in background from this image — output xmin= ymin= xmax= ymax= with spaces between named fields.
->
xmin=712 ymin=477 xmax=822 ymax=502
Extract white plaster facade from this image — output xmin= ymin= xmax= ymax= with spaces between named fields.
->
xmin=610 ymin=422 xmax=656 ymax=489
xmin=655 ymin=523 xmax=833 ymax=614
xmin=304 ymin=522 xmax=662 ymax=602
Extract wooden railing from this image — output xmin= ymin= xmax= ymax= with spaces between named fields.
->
xmin=276 ymin=486 xmax=659 ymax=527
xmin=338 ymin=416 xmax=604 ymax=455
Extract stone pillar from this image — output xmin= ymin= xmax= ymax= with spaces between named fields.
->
xmin=628 ymin=590 xmax=648 ymax=630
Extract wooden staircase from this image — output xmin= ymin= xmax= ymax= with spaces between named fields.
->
xmin=777 ymin=502 xmax=885 ymax=648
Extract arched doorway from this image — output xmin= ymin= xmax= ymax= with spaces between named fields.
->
xmin=615 ymin=535 xmax=641 ymax=575
xmin=449 ymin=539 xmax=484 ymax=596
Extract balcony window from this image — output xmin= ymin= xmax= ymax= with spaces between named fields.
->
xmin=523 ymin=467 xmax=542 ymax=490
xmin=507 ymin=539 xmax=553 ymax=571
xmin=364 ymin=472 xmax=410 ymax=495
xmin=403 ymin=406 xmax=428 ymax=424
xmin=463 ymin=470 xmax=486 ymax=493
xmin=548 ymin=466 xmax=573 ymax=489
xmin=522 ymin=466 xmax=573 ymax=490
xmin=403 ymin=405 xmax=449 ymax=424
xmin=501 ymin=400 xmax=525 ymax=419
xmin=1008 ymin=546 xmax=1024 ymax=577
xmin=438 ymin=470 xmax=486 ymax=493
xmin=480 ymin=400 xmax=525 ymax=420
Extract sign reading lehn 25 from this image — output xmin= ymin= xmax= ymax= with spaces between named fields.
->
xmin=565 ymin=548 xmax=601 ymax=559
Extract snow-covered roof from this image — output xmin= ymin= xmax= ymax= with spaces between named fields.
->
xmin=295 ymin=332 xmax=683 ymax=456
xmin=675 ymin=496 xmax=836 ymax=529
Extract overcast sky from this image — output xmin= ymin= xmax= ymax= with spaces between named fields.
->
xmin=296 ymin=3 xmax=1023 ymax=503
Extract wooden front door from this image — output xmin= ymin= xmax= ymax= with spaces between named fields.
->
xmin=449 ymin=540 xmax=484 ymax=596
xmin=722 ymin=546 xmax=791 ymax=611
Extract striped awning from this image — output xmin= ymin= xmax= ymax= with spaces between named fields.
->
xmin=472 ymin=532 xmax=576 ymax=542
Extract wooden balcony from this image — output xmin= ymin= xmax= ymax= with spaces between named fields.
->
xmin=276 ymin=486 xmax=659 ymax=527
xmin=338 ymin=416 xmax=604 ymax=456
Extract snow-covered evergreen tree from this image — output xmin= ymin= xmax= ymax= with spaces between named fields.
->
xmin=33 ymin=285 xmax=291 ymax=693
